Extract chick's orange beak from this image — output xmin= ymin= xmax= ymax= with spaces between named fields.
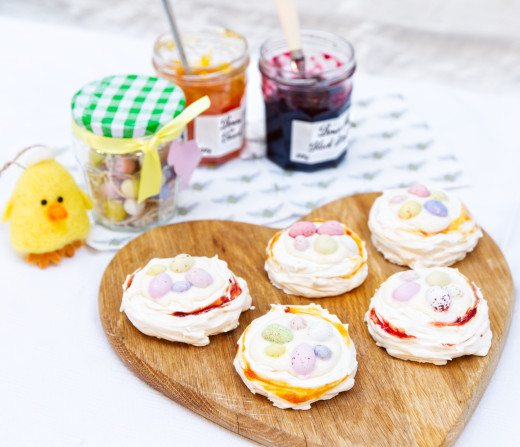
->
xmin=47 ymin=203 xmax=68 ymax=222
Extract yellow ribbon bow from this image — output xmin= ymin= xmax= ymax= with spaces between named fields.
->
xmin=72 ymin=96 xmax=210 ymax=202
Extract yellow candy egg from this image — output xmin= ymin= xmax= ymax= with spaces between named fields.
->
xmin=314 ymin=234 xmax=339 ymax=255
xmin=265 ymin=343 xmax=286 ymax=357
xmin=146 ymin=264 xmax=167 ymax=276
xmin=120 ymin=178 xmax=139 ymax=199
xmin=430 ymin=191 xmax=448 ymax=202
xmin=398 ymin=201 xmax=422 ymax=219
xmin=104 ymin=200 xmax=127 ymax=222
xmin=169 ymin=254 xmax=195 ymax=273
xmin=426 ymin=271 xmax=451 ymax=287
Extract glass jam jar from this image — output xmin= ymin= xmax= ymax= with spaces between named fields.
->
xmin=259 ymin=30 xmax=356 ymax=171
xmin=153 ymin=27 xmax=249 ymax=166
xmin=71 ymin=74 xmax=187 ymax=231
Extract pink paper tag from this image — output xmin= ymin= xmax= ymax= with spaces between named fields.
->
xmin=167 ymin=139 xmax=202 ymax=190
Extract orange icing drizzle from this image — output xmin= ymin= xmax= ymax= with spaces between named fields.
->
xmin=237 ymin=306 xmax=351 ymax=405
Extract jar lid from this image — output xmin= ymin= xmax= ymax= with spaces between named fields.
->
xmin=71 ymin=74 xmax=185 ymax=138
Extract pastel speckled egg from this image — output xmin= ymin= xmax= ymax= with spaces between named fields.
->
xmin=294 ymin=235 xmax=309 ymax=251
xmin=186 ymin=268 xmax=213 ymax=288
xmin=120 ymin=178 xmax=138 ymax=199
xmin=427 ymin=286 xmax=452 ymax=311
xmin=398 ymin=201 xmax=422 ymax=220
xmin=262 ymin=324 xmax=294 ymax=344
xmin=171 ymin=281 xmax=191 ymax=293
xmin=314 ymin=345 xmax=332 ymax=360
xmin=408 ymin=184 xmax=430 ymax=197
xmin=317 ymin=220 xmax=345 ymax=236
xmin=149 ymin=273 xmax=173 ymax=299
xmin=123 ymin=199 xmax=145 ymax=216
xmin=308 ymin=321 xmax=333 ymax=341
xmin=290 ymin=316 xmax=307 ymax=330
xmin=265 ymin=344 xmax=286 ymax=358
xmin=146 ymin=264 xmax=167 ymax=276
xmin=113 ymin=157 xmax=137 ymax=174
xmin=424 ymin=200 xmax=448 ymax=218
xmin=291 ymin=343 xmax=316 ymax=376
xmin=392 ymin=282 xmax=420 ymax=302
xmin=426 ymin=271 xmax=451 ymax=287
xmin=430 ymin=191 xmax=448 ymax=202
xmin=390 ymin=194 xmax=407 ymax=204
xmin=169 ymin=254 xmax=194 ymax=273
xmin=314 ymin=234 xmax=338 ymax=255
xmin=401 ymin=270 xmax=419 ymax=282
xmin=288 ymin=221 xmax=317 ymax=238
xmin=445 ymin=284 xmax=464 ymax=299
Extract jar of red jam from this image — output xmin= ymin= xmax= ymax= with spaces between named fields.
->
xmin=259 ymin=30 xmax=356 ymax=171
xmin=153 ymin=27 xmax=249 ymax=166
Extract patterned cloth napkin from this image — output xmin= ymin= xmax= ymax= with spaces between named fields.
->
xmin=84 ymin=91 xmax=471 ymax=250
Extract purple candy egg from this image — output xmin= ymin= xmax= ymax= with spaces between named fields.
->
xmin=186 ymin=268 xmax=214 ymax=288
xmin=291 ymin=343 xmax=316 ymax=376
xmin=408 ymin=184 xmax=430 ymax=198
xmin=392 ymin=281 xmax=420 ymax=302
xmin=288 ymin=221 xmax=317 ymax=238
xmin=171 ymin=281 xmax=191 ymax=293
xmin=149 ymin=273 xmax=173 ymax=299
xmin=314 ymin=345 xmax=332 ymax=360
xmin=159 ymin=184 xmax=171 ymax=200
xmin=401 ymin=270 xmax=419 ymax=282
xmin=317 ymin=220 xmax=345 ymax=236
xmin=294 ymin=235 xmax=309 ymax=251
xmin=424 ymin=199 xmax=448 ymax=217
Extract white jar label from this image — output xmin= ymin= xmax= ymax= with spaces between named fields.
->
xmin=289 ymin=107 xmax=350 ymax=164
xmin=194 ymin=102 xmax=246 ymax=158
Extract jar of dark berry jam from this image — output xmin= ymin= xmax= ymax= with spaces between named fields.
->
xmin=259 ymin=30 xmax=355 ymax=171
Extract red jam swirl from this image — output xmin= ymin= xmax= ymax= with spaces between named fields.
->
xmin=369 ymin=308 xmax=415 ymax=339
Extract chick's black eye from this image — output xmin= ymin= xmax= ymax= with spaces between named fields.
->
xmin=41 ymin=199 xmax=47 ymax=206
xmin=57 ymin=196 xmax=63 ymax=203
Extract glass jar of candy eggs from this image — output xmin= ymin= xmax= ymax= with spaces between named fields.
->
xmin=153 ymin=27 xmax=249 ymax=166
xmin=71 ymin=74 xmax=190 ymax=231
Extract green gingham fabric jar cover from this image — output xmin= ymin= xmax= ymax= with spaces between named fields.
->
xmin=71 ymin=74 xmax=186 ymax=138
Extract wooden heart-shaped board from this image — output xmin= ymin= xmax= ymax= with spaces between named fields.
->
xmin=99 ymin=193 xmax=514 ymax=446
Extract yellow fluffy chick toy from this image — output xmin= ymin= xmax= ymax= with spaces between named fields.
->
xmin=2 ymin=146 xmax=93 ymax=268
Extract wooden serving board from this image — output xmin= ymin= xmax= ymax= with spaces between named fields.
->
xmin=99 ymin=193 xmax=514 ymax=447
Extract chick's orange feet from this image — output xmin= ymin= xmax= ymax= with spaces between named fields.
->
xmin=27 ymin=240 xmax=83 ymax=268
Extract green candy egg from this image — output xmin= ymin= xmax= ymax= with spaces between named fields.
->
xmin=261 ymin=324 xmax=293 ymax=344
xmin=264 ymin=344 xmax=286 ymax=357
xmin=146 ymin=264 xmax=167 ymax=276
xmin=314 ymin=234 xmax=339 ymax=255
xmin=430 ymin=191 xmax=448 ymax=202
xmin=398 ymin=201 xmax=422 ymax=219
xmin=426 ymin=271 xmax=451 ymax=287
xmin=169 ymin=254 xmax=195 ymax=273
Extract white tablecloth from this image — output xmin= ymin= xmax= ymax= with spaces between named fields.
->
xmin=1 ymin=16 xmax=519 ymax=446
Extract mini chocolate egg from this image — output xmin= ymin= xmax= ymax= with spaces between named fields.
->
xmin=426 ymin=271 xmax=451 ymax=287
xmin=288 ymin=221 xmax=317 ymax=238
xmin=392 ymin=282 xmax=420 ymax=302
xmin=317 ymin=220 xmax=344 ymax=236
xmin=123 ymin=199 xmax=145 ymax=216
xmin=169 ymin=254 xmax=195 ymax=273
xmin=290 ymin=316 xmax=307 ymax=330
xmin=146 ymin=264 xmax=167 ymax=276
xmin=159 ymin=184 xmax=171 ymax=200
xmin=291 ymin=343 xmax=316 ymax=376
xmin=308 ymin=321 xmax=333 ymax=341
xmin=113 ymin=157 xmax=137 ymax=175
xmin=427 ymin=286 xmax=452 ymax=311
xmin=171 ymin=281 xmax=191 ymax=293
xmin=262 ymin=324 xmax=293 ymax=344
xmin=408 ymin=184 xmax=430 ymax=198
xmin=314 ymin=234 xmax=338 ymax=255
xmin=430 ymin=191 xmax=448 ymax=202
xmin=294 ymin=235 xmax=309 ymax=251
xmin=120 ymin=178 xmax=138 ymax=199
xmin=401 ymin=270 xmax=419 ymax=282
xmin=149 ymin=273 xmax=173 ymax=299
xmin=265 ymin=344 xmax=286 ymax=358
xmin=186 ymin=268 xmax=213 ymax=288
xmin=424 ymin=200 xmax=448 ymax=218
xmin=398 ymin=201 xmax=422 ymax=219
xmin=314 ymin=345 xmax=332 ymax=360
xmin=445 ymin=284 xmax=463 ymax=299
xmin=104 ymin=200 xmax=127 ymax=221
xmin=390 ymin=194 xmax=407 ymax=204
